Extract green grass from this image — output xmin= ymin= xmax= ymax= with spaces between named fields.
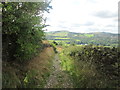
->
xmin=76 ymin=44 xmax=83 ymax=46
xmin=2 ymin=47 xmax=55 ymax=88
xmin=2 ymin=61 xmax=53 ymax=88
xmin=48 ymin=40 xmax=54 ymax=42
xmin=2 ymin=63 xmax=21 ymax=88
xmin=59 ymin=53 xmax=74 ymax=72
xmin=74 ymin=35 xmax=78 ymax=37
xmin=84 ymin=34 xmax=94 ymax=37
xmin=59 ymin=46 xmax=118 ymax=88
xmin=54 ymin=32 xmax=68 ymax=36
xmin=54 ymin=37 xmax=70 ymax=40
xmin=76 ymin=40 xmax=81 ymax=41
xmin=47 ymin=32 xmax=68 ymax=37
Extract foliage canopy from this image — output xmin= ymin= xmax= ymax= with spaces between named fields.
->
xmin=2 ymin=2 xmax=51 ymax=62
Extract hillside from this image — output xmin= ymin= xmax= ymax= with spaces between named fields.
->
xmin=45 ymin=31 xmax=118 ymax=47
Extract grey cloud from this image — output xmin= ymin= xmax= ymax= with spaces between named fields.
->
xmin=57 ymin=25 xmax=70 ymax=29
xmin=71 ymin=24 xmax=81 ymax=27
xmin=71 ymin=22 xmax=94 ymax=27
xmin=88 ymin=28 xmax=100 ymax=32
xmin=94 ymin=11 xmax=117 ymax=18
xmin=87 ymin=28 xmax=117 ymax=33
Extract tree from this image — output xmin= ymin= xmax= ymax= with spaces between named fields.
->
xmin=53 ymin=41 xmax=58 ymax=45
xmin=2 ymin=2 xmax=52 ymax=62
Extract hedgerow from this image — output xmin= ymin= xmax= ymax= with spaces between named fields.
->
xmin=2 ymin=2 xmax=51 ymax=62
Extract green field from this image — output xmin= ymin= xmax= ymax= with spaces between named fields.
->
xmin=46 ymin=31 xmax=118 ymax=47
xmin=84 ymin=34 xmax=94 ymax=37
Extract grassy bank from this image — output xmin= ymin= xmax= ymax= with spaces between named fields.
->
xmin=2 ymin=47 xmax=55 ymax=88
xmin=59 ymin=45 xmax=119 ymax=88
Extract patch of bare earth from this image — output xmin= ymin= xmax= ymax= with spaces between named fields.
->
xmin=45 ymin=54 xmax=73 ymax=88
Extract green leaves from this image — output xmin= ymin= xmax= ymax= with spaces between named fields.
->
xmin=67 ymin=45 xmax=119 ymax=78
xmin=62 ymin=45 xmax=119 ymax=88
xmin=2 ymin=2 xmax=51 ymax=62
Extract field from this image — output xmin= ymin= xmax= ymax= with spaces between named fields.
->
xmin=46 ymin=31 xmax=119 ymax=47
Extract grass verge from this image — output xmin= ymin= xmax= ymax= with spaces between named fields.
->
xmin=2 ymin=47 xmax=55 ymax=88
xmin=59 ymin=46 xmax=119 ymax=88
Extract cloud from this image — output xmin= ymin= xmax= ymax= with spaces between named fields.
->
xmin=45 ymin=0 xmax=119 ymax=34
xmin=83 ymin=22 xmax=94 ymax=26
xmin=94 ymin=11 xmax=117 ymax=18
xmin=106 ymin=25 xmax=116 ymax=27
xmin=57 ymin=25 xmax=69 ymax=29
xmin=71 ymin=22 xmax=94 ymax=27
xmin=85 ymin=0 xmax=97 ymax=3
xmin=71 ymin=24 xmax=81 ymax=27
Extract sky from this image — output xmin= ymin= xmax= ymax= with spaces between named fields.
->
xmin=44 ymin=0 xmax=119 ymax=33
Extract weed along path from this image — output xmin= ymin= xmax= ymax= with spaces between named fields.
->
xmin=45 ymin=54 xmax=73 ymax=88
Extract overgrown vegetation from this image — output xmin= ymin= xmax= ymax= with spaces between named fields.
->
xmin=2 ymin=2 xmax=53 ymax=88
xmin=59 ymin=45 xmax=119 ymax=88
xmin=3 ymin=47 xmax=55 ymax=88
xmin=2 ymin=2 xmax=51 ymax=62
xmin=2 ymin=2 xmax=119 ymax=89
xmin=21 ymin=47 xmax=55 ymax=88
xmin=48 ymin=41 xmax=58 ymax=53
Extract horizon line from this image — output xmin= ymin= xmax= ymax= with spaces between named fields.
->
xmin=44 ymin=30 xmax=119 ymax=34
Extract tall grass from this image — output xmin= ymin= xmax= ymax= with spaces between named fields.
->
xmin=2 ymin=47 xmax=55 ymax=88
xmin=59 ymin=45 xmax=119 ymax=88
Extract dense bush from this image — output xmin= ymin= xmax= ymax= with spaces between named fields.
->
xmin=50 ymin=41 xmax=58 ymax=53
xmin=2 ymin=2 xmax=51 ymax=62
xmin=68 ymin=45 xmax=119 ymax=78
xmin=63 ymin=45 xmax=119 ymax=88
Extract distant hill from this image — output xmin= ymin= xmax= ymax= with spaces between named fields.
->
xmin=45 ymin=31 xmax=118 ymax=47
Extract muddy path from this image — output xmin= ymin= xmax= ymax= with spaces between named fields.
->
xmin=45 ymin=54 xmax=73 ymax=88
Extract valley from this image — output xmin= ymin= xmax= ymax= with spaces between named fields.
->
xmin=45 ymin=31 xmax=118 ymax=47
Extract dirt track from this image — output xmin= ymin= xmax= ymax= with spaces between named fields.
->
xmin=45 ymin=54 xmax=73 ymax=88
